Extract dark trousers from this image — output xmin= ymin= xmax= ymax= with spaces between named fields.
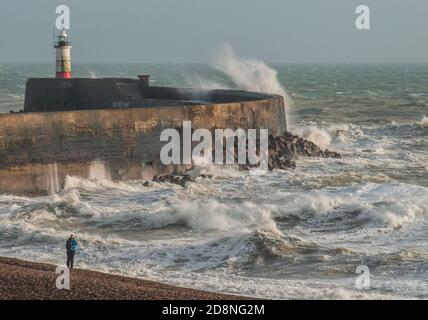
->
xmin=67 ymin=250 xmax=75 ymax=269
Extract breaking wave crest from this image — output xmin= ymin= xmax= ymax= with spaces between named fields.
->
xmin=416 ymin=115 xmax=428 ymax=126
xmin=1 ymin=63 xmax=428 ymax=299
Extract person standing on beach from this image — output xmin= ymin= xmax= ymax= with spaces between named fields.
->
xmin=66 ymin=234 xmax=78 ymax=269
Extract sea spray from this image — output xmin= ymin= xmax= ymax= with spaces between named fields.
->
xmin=212 ymin=44 xmax=292 ymax=129
xmin=140 ymin=199 xmax=281 ymax=233
xmin=416 ymin=115 xmax=428 ymax=126
xmin=292 ymin=126 xmax=332 ymax=149
xmin=183 ymin=44 xmax=292 ymax=129
xmin=47 ymin=163 xmax=60 ymax=194
xmin=212 ymin=44 xmax=289 ymax=99
xmin=184 ymin=74 xmax=229 ymax=91
xmin=1 ymin=64 xmax=428 ymax=300
xmin=89 ymin=160 xmax=111 ymax=181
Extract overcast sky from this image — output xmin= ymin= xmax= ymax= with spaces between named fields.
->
xmin=0 ymin=0 xmax=427 ymax=63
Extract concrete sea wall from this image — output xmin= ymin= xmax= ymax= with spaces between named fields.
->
xmin=0 ymin=95 xmax=286 ymax=195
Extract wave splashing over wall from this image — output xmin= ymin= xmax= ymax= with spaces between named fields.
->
xmin=1 ymin=64 xmax=428 ymax=299
xmin=213 ymin=44 xmax=288 ymax=99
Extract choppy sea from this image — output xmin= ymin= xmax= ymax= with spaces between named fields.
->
xmin=0 ymin=62 xmax=427 ymax=299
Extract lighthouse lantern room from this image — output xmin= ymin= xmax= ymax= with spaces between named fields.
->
xmin=54 ymin=29 xmax=72 ymax=79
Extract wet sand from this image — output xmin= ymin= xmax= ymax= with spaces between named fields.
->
xmin=0 ymin=257 xmax=246 ymax=300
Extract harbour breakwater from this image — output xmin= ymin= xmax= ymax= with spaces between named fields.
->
xmin=0 ymin=84 xmax=287 ymax=195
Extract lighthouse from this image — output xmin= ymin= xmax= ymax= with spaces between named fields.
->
xmin=54 ymin=29 xmax=72 ymax=79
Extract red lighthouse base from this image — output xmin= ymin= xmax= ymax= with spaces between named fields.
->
xmin=56 ymin=72 xmax=72 ymax=79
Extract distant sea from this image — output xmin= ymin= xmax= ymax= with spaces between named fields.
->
xmin=0 ymin=63 xmax=427 ymax=299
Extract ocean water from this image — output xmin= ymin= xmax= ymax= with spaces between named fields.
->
xmin=0 ymin=63 xmax=427 ymax=299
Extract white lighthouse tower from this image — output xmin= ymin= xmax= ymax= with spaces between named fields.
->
xmin=54 ymin=29 xmax=72 ymax=79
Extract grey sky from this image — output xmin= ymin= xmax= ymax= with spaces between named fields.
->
xmin=0 ymin=0 xmax=427 ymax=63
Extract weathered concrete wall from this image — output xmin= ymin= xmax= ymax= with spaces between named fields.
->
xmin=1 ymin=96 xmax=286 ymax=195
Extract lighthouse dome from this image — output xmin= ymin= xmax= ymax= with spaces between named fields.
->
xmin=55 ymin=29 xmax=71 ymax=48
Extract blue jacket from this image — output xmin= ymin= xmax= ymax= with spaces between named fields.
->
xmin=71 ymin=239 xmax=78 ymax=252
xmin=66 ymin=238 xmax=78 ymax=252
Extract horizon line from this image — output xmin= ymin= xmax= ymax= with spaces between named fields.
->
xmin=2 ymin=61 xmax=428 ymax=65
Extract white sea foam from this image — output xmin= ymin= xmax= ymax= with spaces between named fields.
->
xmin=89 ymin=160 xmax=111 ymax=181
xmin=140 ymin=199 xmax=281 ymax=234
xmin=63 ymin=174 xmax=142 ymax=192
xmin=288 ymin=192 xmax=344 ymax=216
xmin=290 ymin=122 xmax=367 ymax=150
xmin=1 ymin=64 xmax=428 ymax=299
xmin=213 ymin=44 xmax=289 ymax=99
xmin=292 ymin=125 xmax=332 ymax=148
xmin=285 ymin=183 xmax=428 ymax=229
xmin=187 ymin=162 xmax=243 ymax=179
xmin=416 ymin=115 xmax=428 ymax=126
xmin=5 ymin=93 xmax=23 ymax=100
xmin=354 ymin=184 xmax=428 ymax=228
xmin=1 ymin=178 xmax=427 ymax=299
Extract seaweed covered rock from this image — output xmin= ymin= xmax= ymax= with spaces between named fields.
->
xmin=240 ymin=131 xmax=341 ymax=171
xmin=152 ymin=174 xmax=213 ymax=188
xmin=152 ymin=131 xmax=341 ymax=184
xmin=278 ymin=132 xmax=341 ymax=159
